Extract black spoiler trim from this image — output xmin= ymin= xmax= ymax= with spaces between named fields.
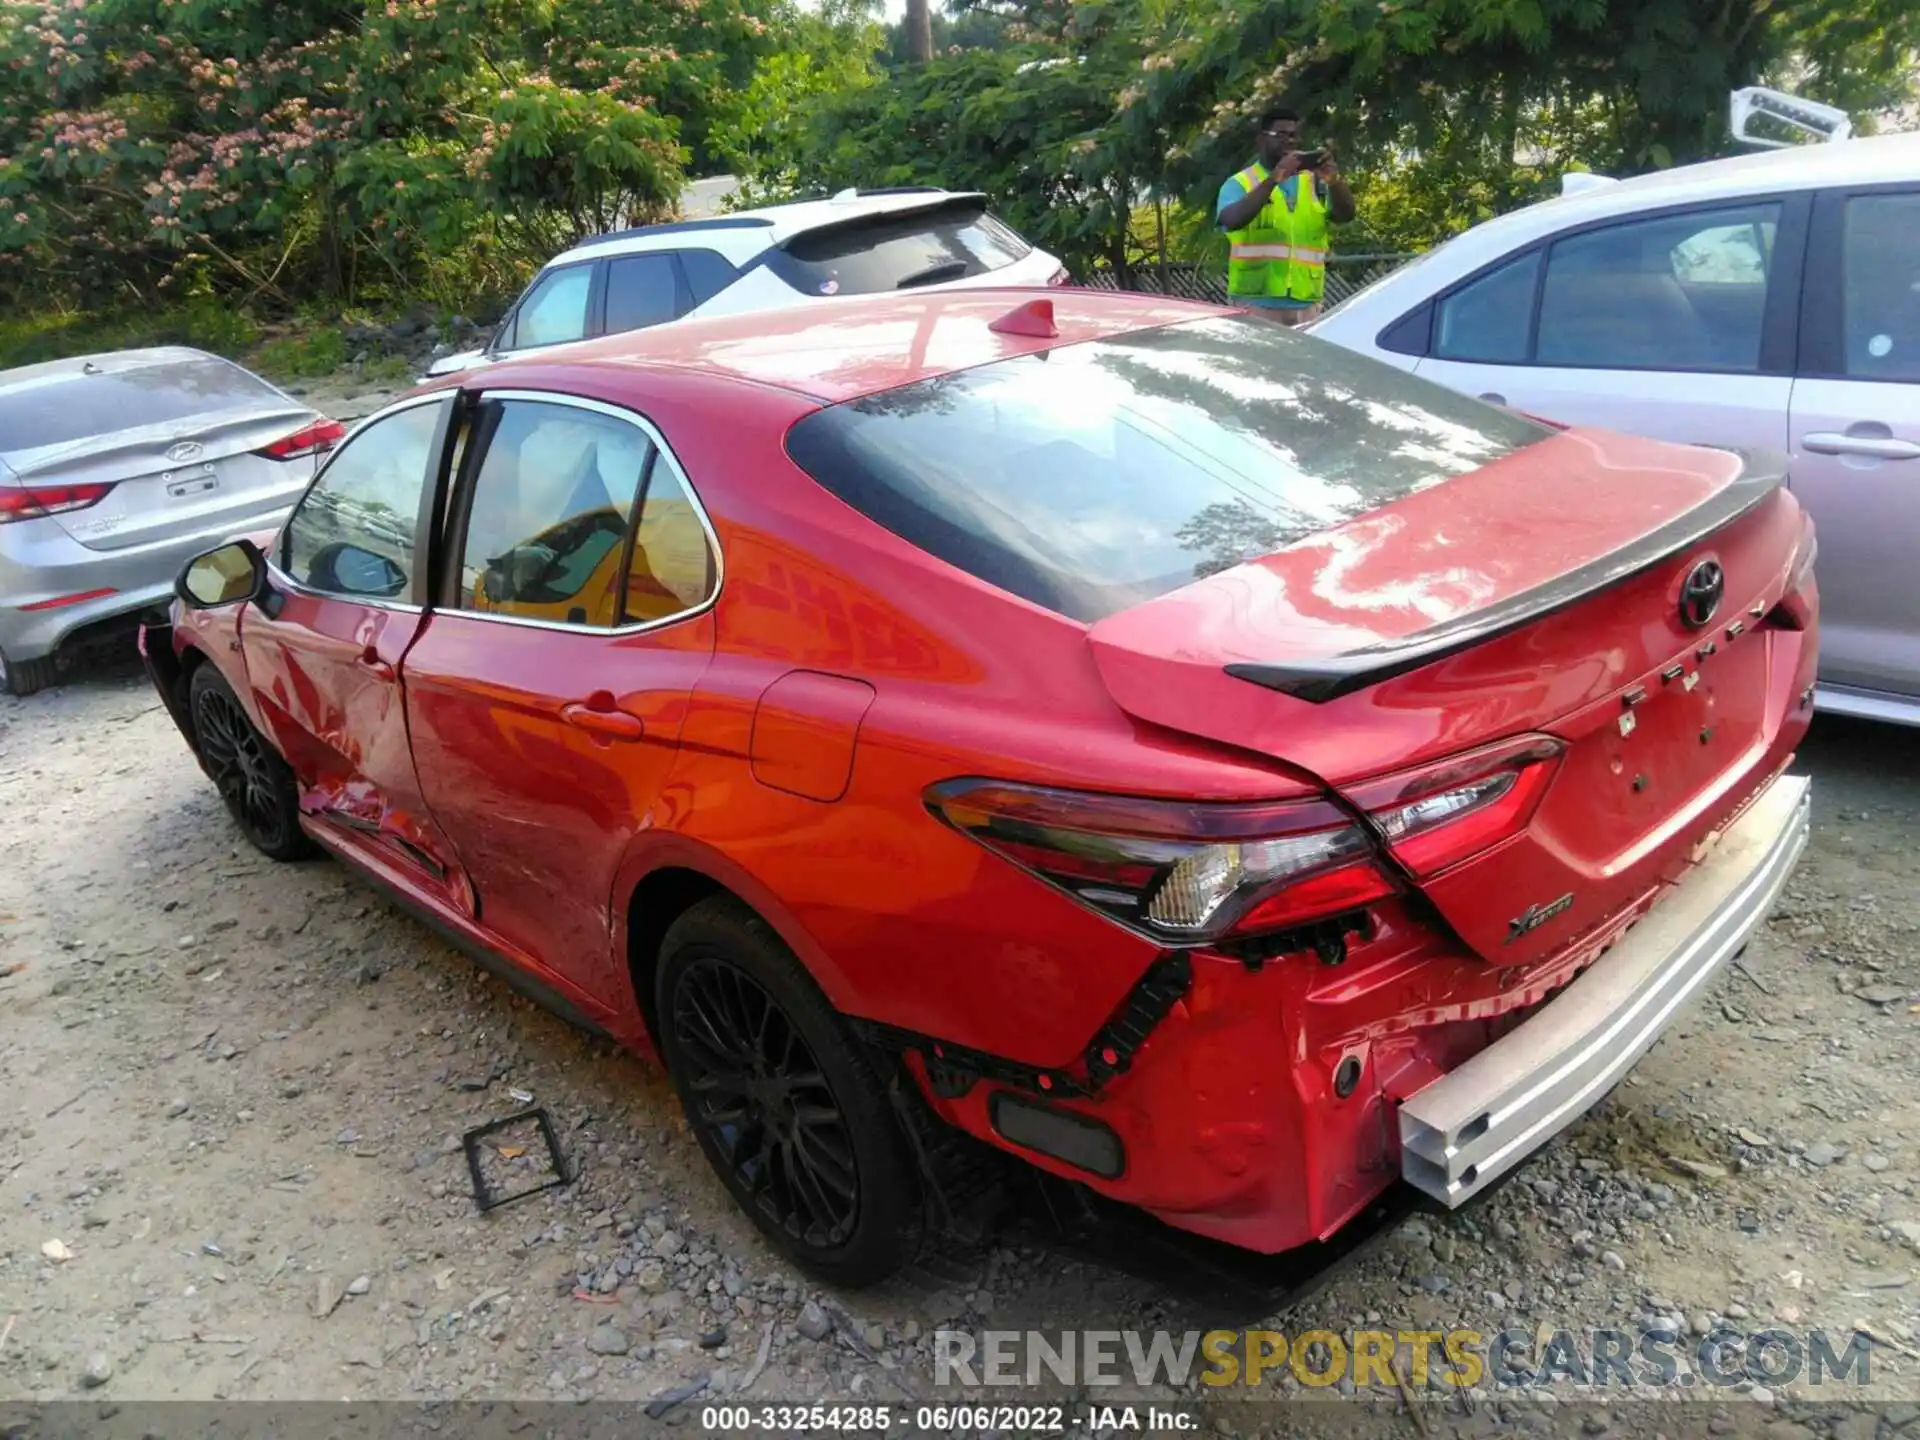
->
xmin=1226 ymin=449 xmax=1789 ymax=705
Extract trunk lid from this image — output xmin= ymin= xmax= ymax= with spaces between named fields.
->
xmin=1087 ymin=429 xmax=1812 ymax=965
xmin=0 ymin=350 xmax=321 ymax=552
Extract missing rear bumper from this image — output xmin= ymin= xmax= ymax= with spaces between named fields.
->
xmin=1397 ymin=773 xmax=1811 ymax=1206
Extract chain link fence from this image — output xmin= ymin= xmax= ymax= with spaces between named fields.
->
xmin=1077 ymin=253 xmax=1417 ymax=307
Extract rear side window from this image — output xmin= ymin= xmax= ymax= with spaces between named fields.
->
xmin=1840 ymin=192 xmax=1920 ymax=381
xmin=1435 ymin=251 xmax=1540 ymax=363
xmin=785 ymin=313 xmax=1550 ymax=622
xmin=771 ymin=202 xmax=1031 ymax=297
xmin=0 ymin=355 xmax=287 ymax=456
xmin=604 ymin=253 xmax=683 ymax=334
xmin=454 ymin=400 xmax=654 ymax=626
xmin=680 ymin=249 xmax=741 ymax=307
xmin=623 ymin=453 xmax=718 ymax=624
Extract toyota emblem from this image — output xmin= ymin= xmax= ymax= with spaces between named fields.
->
xmin=1678 ymin=558 xmax=1725 ymax=630
xmin=165 ymin=440 xmax=205 ymax=464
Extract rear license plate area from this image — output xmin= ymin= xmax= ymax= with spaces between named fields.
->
xmin=1558 ymin=637 xmax=1770 ymax=840
xmin=166 ymin=466 xmax=218 ymax=499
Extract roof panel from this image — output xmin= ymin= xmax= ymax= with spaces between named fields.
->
xmin=488 ymin=288 xmax=1225 ymax=403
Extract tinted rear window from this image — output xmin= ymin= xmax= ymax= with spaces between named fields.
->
xmin=784 ymin=313 xmax=1551 ymax=622
xmin=772 ymin=201 xmax=1031 ymax=297
xmin=0 ymin=356 xmax=285 ymax=455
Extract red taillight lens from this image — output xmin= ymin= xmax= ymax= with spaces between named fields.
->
xmin=925 ymin=779 xmax=1391 ymax=945
xmin=1046 ymin=266 xmax=1071 ymax=287
xmin=1347 ymin=735 xmax=1564 ymax=878
xmin=257 ymin=418 xmax=345 ymax=460
xmin=0 ymin=482 xmax=116 ymax=525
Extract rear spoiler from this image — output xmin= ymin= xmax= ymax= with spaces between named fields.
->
xmin=1227 ymin=449 xmax=1788 ymax=704
xmin=777 ymin=192 xmax=991 ymax=250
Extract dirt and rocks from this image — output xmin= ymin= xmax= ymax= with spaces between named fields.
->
xmin=2 ymin=661 xmax=1919 ymax=1431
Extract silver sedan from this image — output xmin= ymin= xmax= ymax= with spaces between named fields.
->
xmin=1310 ymin=132 xmax=1920 ymax=726
xmin=0 ymin=347 xmax=341 ymax=695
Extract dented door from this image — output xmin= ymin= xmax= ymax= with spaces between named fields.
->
xmin=238 ymin=396 xmax=469 ymax=908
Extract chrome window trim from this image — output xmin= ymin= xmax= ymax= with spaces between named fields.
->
xmin=270 ymin=391 xmax=451 ymax=610
xmin=443 ymin=387 xmax=725 ymax=638
xmin=264 ymin=562 xmax=426 ymax=616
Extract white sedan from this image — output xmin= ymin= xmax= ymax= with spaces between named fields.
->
xmin=1309 ymin=132 xmax=1920 ymax=726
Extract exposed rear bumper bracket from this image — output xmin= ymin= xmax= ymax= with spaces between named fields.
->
xmin=866 ymin=952 xmax=1195 ymax=1102
xmin=1397 ymin=772 xmax=1811 ymax=1207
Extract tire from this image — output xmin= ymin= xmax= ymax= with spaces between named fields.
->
xmin=656 ymin=896 xmax=922 ymax=1287
xmin=188 ymin=664 xmax=316 ymax=862
xmin=2 ymin=653 xmax=57 ymax=697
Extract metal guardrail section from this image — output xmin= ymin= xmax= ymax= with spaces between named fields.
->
xmin=1397 ymin=774 xmax=1812 ymax=1208
xmin=1082 ymin=254 xmax=1416 ymax=307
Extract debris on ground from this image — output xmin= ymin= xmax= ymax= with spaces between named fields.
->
xmin=4 ymin=665 xmax=1919 ymax=1415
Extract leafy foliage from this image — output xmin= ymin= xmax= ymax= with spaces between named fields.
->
xmin=0 ymin=0 xmax=835 ymax=312
xmin=1 ymin=0 xmax=1914 ymax=335
xmin=789 ymin=0 xmax=1919 ymax=277
xmin=711 ymin=0 xmax=885 ymax=203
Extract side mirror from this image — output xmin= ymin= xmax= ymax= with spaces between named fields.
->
xmin=177 ymin=538 xmax=266 ymax=609
xmin=308 ymin=541 xmax=407 ymax=598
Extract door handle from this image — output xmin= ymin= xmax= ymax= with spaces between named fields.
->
xmin=1477 ymin=392 xmax=1507 ymax=406
xmin=357 ymin=644 xmax=396 ymax=682
xmin=1802 ymin=432 xmax=1920 ymax=461
xmin=561 ymin=700 xmax=645 ymax=741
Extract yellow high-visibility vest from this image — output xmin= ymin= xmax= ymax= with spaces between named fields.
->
xmin=1224 ymin=163 xmax=1330 ymax=304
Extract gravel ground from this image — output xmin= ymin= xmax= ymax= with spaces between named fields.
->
xmin=2 ymin=656 xmax=1917 ymax=1431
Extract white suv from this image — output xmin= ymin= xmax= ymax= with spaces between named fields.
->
xmin=428 ymin=188 xmax=1068 ymax=377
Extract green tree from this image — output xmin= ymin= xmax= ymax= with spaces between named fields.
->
xmin=711 ymin=0 xmax=884 ymax=200
xmin=0 ymin=0 xmax=796 ymax=313
xmin=1118 ymin=0 xmax=1920 ymax=244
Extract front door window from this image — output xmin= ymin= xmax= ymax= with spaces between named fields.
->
xmin=279 ymin=401 xmax=441 ymax=598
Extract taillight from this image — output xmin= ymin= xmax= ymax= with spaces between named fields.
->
xmin=1347 ymin=736 xmax=1564 ymax=879
xmin=924 ymin=779 xmax=1393 ymax=945
xmin=0 ymin=482 xmax=115 ymax=525
xmin=257 ymin=418 xmax=345 ymax=460
xmin=1046 ymin=266 xmax=1071 ymax=287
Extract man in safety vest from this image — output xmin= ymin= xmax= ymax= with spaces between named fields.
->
xmin=1216 ymin=107 xmax=1355 ymax=327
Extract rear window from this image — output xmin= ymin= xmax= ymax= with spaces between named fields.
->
xmin=0 ymin=355 xmax=284 ymax=455
xmin=771 ymin=201 xmax=1031 ymax=297
xmin=784 ymin=313 xmax=1551 ymax=622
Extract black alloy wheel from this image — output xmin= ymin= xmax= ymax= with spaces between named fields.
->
xmin=189 ymin=665 xmax=314 ymax=862
xmin=672 ymin=956 xmax=860 ymax=1248
xmin=656 ymin=896 xmax=921 ymax=1286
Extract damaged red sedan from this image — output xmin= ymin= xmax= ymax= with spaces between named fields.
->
xmin=143 ymin=289 xmax=1817 ymax=1287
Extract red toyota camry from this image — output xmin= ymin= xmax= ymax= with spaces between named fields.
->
xmin=142 ymin=289 xmax=1818 ymax=1286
